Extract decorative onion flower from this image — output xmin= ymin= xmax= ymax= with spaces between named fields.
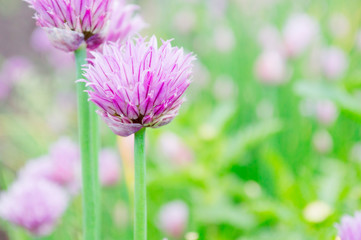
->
xmin=157 ymin=132 xmax=194 ymax=167
xmin=0 ymin=56 xmax=32 ymax=100
xmin=320 ymin=46 xmax=348 ymax=80
xmin=19 ymin=138 xmax=80 ymax=189
xmin=26 ymin=0 xmax=145 ymax=52
xmin=0 ymin=179 xmax=68 ymax=236
xmin=106 ymin=0 xmax=146 ymax=43
xmin=83 ymin=36 xmax=196 ymax=136
xmin=315 ymin=100 xmax=338 ymax=126
xmin=283 ymin=13 xmax=319 ymax=57
xmin=48 ymin=137 xmax=81 ymax=185
xmin=158 ymin=200 xmax=189 ymax=239
xmin=336 ymin=211 xmax=361 ymax=240
xmin=254 ymin=50 xmax=288 ymax=85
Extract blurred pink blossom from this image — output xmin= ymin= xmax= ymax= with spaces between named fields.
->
xmin=254 ymin=50 xmax=288 ymax=85
xmin=19 ymin=156 xmax=53 ymax=181
xmin=336 ymin=211 xmax=361 ymax=240
xmin=20 ymin=138 xmax=81 ymax=190
xmin=283 ymin=14 xmax=319 ymax=57
xmin=0 ymin=56 xmax=33 ymax=100
xmin=99 ymin=148 xmax=121 ymax=186
xmin=49 ymin=137 xmax=81 ymax=186
xmin=105 ymin=0 xmax=147 ymax=43
xmin=213 ymin=25 xmax=235 ymax=53
xmin=315 ymin=100 xmax=338 ymax=126
xmin=0 ymin=179 xmax=68 ymax=236
xmin=158 ymin=200 xmax=189 ymax=239
xmin=1 ymin=56 xmax=32 ymax=82
xmin=157 ymin=132 xmax=194 ymax=167
xmin=321 ymin=46 xmax=348 ymax=80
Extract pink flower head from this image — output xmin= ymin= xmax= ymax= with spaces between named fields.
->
xmin=158 ymin=200 xmax=189 ymax=238
xmin=157 ymin=132 xmax=194 ymax=167
xmin=83 ymin=36 xmax=196 ymax=137
xmin=283 ymin=13 xmax=319 ymax=57
xmin=99 ymin=148 xmax=121 ymax=186
xmin=19 ymin=156 xmax=54 ymax=181
xmin=26 ymin=0 xmax=113 ymax=51
xmin=0 ymin=56 xmax=33 ymax=100
xmin=48 ymin=137 xmax=81 ymax=186
xmin=19 ymin=137 xmax=80 ymax=189
xmin=254 ymin=50 xmax=288 ymax=85
xmin=106 ymin=0 xmax=146 ymax=43
xmin=26 ymin=0 xmax=145 ymax=52
xmin=315 ymin=100 xmax=338 ymax=126
xmin=336 ymin=211 xmax=361 ymax=240
xmin=321 ymin=46 xmax=348 ymax=80
xmin=1 ymin=56 xmax=33 ymax=83
xmin=0 ymin=179 xmax=68 ymax=236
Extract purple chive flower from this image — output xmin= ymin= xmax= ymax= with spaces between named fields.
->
xmin=26 ymin=0 xmax=145 ymax=52
xmin=158 ymin=200 xmax=189 ymax=239
xmin=0 ymin=179 xmax=68 ymax=236
xmin=99 ymin=148 xmax=121 ymax=186
xmin=83 ymin=36 xmax=196 ymax=136
xmin=157 ymin=132 xmax=194 ymax=167
xmin=48 ymin=137 xmax=81 ymax=185
xmin=336 ymin=211 xmax=361 ymax=240
xmin=282 ymin=13 xmax=319 ymax=57
xmin=0 ymin=56 xmax=33 ymax=100
xmin=106 ymin=0 xmax=146 ymax=43
xmin=25 ymin=0 xmax=112 ymax=51
xmin=19 ymin=137 xmax=81 ymax=189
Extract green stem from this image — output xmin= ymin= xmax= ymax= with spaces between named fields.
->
xmin=134 ymin=128 xmax=146 ymax=240
xmin=75 ymin=46 xmax=99 ymax=240
xmin=90 ymin=102 xmax=101 ymax=239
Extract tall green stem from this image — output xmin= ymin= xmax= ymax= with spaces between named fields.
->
xmin=134 ymin=128 xmax=146 ymax=240
xmin=90 ymin=102 xmax=101 ymax=239
xmin=75 ymin=46 xmax=100 ymax=240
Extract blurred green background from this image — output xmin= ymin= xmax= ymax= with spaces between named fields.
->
xmin=1 ymin=0 xmax=361 ymax=239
